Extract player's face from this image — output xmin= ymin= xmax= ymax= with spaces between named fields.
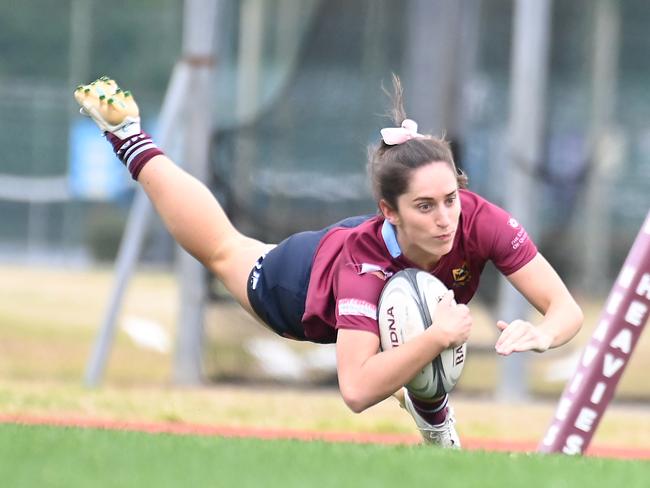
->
xmin=385 ymin=162 xmax=461 ymax=269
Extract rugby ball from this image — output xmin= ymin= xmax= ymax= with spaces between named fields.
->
xmin=377 ymin=268 xmax=467 ymax=399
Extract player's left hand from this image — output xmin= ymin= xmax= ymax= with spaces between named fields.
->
xmin=494 ymin=319 xmax=553 ymax=355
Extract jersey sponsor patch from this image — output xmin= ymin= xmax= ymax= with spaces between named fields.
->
xmin=510 ymin=227 xmax=529 ymax=250
xmin=337 ymin=298 xmax=377 ymax=320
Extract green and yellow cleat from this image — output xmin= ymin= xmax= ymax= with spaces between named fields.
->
xmin=74 ymin=76 xmax=141 ymax=139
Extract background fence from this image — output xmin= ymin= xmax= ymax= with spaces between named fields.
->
xmin=2 ymin=0 xmax=648 ymax=284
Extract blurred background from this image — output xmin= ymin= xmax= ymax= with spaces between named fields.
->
xmin=0 ymin=0 xmax=649 ymax=408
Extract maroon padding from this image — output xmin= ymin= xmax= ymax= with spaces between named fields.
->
xmin=539 ymin=210 xmax=650 ymax=455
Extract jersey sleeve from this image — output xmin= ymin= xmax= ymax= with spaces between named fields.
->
xmin=474 ymin=200 xmax=538 ymax=276
xmin=333 ymin=263 xmax=385 ymax=336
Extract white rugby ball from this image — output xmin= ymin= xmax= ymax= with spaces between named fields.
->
xmin=377 ymin=268 xmax=467 ymax=399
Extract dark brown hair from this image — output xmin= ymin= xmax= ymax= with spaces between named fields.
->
xmin=367 ymin=74 xmax=468 ymax=211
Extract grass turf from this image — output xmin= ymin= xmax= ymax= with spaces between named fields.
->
xmin=1 ymin=424 xmax=648 ymax=488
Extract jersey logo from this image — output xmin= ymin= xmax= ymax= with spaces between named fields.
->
xmin=452 ymin=262 xmax=471 ymax=286
xmin=250 ymin=250 xmax=270 ymax=290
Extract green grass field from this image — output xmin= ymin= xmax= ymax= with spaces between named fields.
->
xmin=1 ymin=423 xmax=648 ymax=488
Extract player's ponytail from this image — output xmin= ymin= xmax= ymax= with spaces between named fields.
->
xmin=367 ymin=74 xmax=467 ymax=213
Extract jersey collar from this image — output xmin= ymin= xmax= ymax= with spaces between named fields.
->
xmin=381 ymin=219 xmax=402 ymax=258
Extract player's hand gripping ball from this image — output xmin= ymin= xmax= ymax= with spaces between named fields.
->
xmin=378 ymin=268 xmax=467 ymax=399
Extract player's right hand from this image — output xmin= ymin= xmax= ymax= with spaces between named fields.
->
xmin=430 ymin=290 xmax=472 ymax=348
xmin=74 ymin=76 xmax=141 ymax=139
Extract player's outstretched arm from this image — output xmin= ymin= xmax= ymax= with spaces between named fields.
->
xmin=495 ymin=253 xmax=583 ymax=355
xmin=73 ymin=77 xmax=238 ymax=268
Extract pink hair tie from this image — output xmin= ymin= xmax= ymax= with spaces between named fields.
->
xmin=380 ymin=119 xmax=422 ymax=145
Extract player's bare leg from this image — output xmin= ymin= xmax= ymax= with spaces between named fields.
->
xmin=136 ymin=157 xmax=272 ymax=314
xmin=74 ymin=77 xmax=271 ymax=315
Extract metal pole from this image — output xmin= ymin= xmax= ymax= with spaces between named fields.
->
xmin=405 ymin=0 xmax=481 ymax=162
xmin=85 ymin=0 xmax=219 ymax=386
xmin=63 ymin=0 xmax=93 ymax=257
xmin=232 ymin=0 xmax=264 ymax=236
xmin=495 ymin=0 xmax=552 ymax=401
xmin=405 ymin=0 xmax=455 ymax=134
xmin=173 ymin=0 xmax=219 ymax=385
xmin=581 ymin=0 xmax=621 ymax=295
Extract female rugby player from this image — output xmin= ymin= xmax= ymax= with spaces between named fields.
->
xmin=74 ymin=75 xmax=582 ymax=448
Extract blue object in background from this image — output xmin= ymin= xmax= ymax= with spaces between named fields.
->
xmin=69 ymin=119 xmax=133 ymax=200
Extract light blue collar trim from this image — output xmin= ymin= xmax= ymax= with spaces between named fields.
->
xmin=381 ymin=220 xmax=402 ymax=258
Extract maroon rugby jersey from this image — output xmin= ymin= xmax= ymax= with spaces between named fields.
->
xmin=301 ymin=189 xmax=538 ymax=343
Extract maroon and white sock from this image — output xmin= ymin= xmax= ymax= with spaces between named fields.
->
xmin=105 ymin=132 xmax=165 ymax=180
xmin=408 ymin=393 xmax=449 ymax=426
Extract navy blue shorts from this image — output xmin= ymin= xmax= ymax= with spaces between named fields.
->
xmin=246 ymin=215 xmax=372 ymax=342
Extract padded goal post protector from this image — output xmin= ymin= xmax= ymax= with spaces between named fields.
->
xmin=538 ymin=209 xmax=650 ymax=456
